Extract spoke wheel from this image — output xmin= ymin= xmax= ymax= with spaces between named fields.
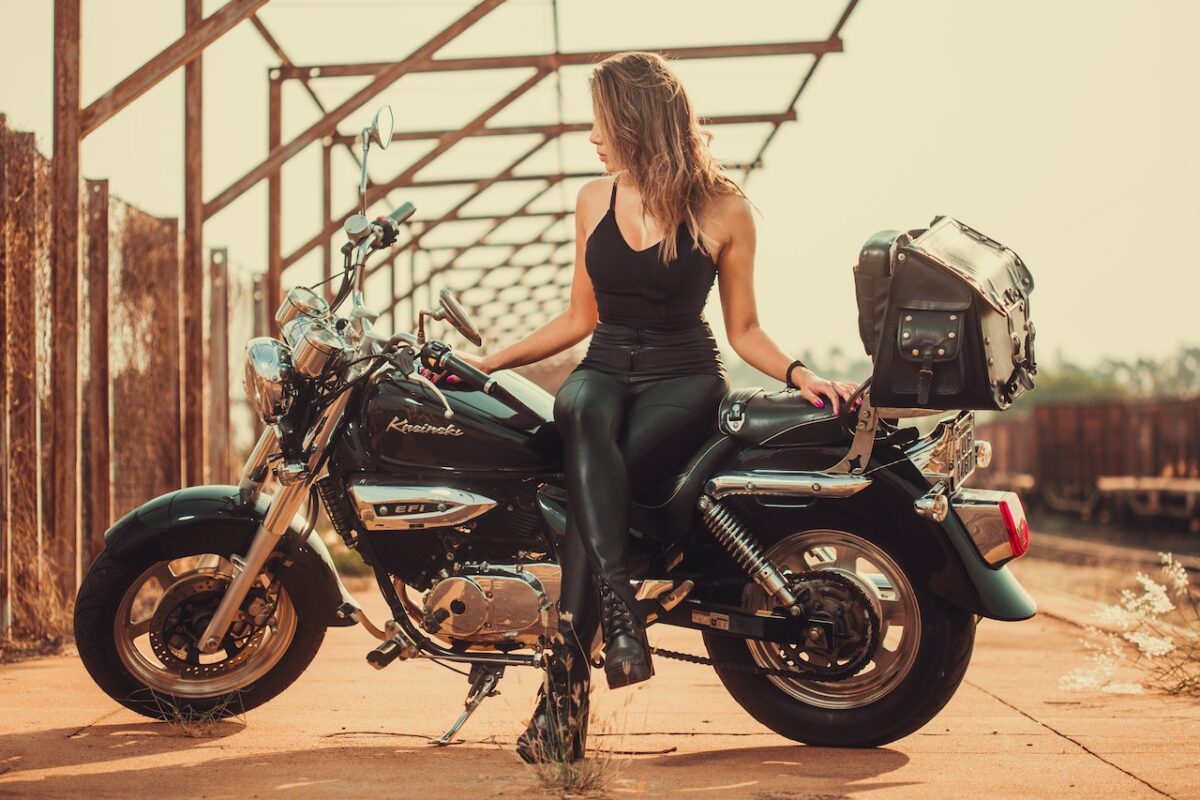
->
xmin=111 ymin=554 xmax=298 ymax=699
xmin=743 ymin=529 xmax=921 ymax=710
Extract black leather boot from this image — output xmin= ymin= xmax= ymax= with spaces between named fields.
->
xmin=516 ymin=630 xmax=591 ymax=764
xmin=596 ymin=575 xmax=653 ymax=689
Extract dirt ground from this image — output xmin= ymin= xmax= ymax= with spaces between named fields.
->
xmin=1 ymin=565 xmax=1198 ymax=800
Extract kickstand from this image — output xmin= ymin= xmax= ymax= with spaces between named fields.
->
xmin=428 ymin=663 xmax=505 ymax=746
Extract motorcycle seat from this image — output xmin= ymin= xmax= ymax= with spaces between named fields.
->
xmin=716 ymin=387 xmax=856 ymax=448
xmin=633 ymin=432 xmax=741 ymax=533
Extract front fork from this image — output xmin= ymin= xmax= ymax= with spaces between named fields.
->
xmin=198 ymin=393 xmax=350 ymax=654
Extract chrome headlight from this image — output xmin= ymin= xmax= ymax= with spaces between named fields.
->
xmin=282 ymin=316 xmax=352 ymax=378
xmin=276 ymin=285 xmax=330 ymax=328
xmin=244 ymin=337 xmax=294 ymax=423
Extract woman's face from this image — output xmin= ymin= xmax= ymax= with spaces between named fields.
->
xmin=588 ymin=103 xmax=619 ymax=172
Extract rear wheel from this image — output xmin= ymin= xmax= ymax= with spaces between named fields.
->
xmin=74 ymin=538 xmax=326 ymax=720
xmin=703 ymin=523 xmax=975 ymax=747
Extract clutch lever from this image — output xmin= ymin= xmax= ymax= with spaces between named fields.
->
xmin=406 ymin=370 xmax=454 ymax=420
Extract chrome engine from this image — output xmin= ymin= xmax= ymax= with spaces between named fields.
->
xmin=422 ymin=563 xmax=561 ymax=647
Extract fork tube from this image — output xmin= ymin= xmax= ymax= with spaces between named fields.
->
xmin=199 ymin=393 xmax=350 ymax=654
xmin=198 ymin=480 xmax=309 ymax=654
xmin=238 ymin=426 xmax=277 ymax=504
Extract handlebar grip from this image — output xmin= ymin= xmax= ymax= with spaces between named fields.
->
xmin=486 ymin=381 xmax=540 ymax=421
xmin=442 ymin=352 xmax=490 ymax=391
xmin=388 ymin=201 xmax=416 ymax=225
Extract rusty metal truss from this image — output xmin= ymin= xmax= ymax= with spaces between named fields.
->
xmin=49 ymin=0 xmax=860 ymax=519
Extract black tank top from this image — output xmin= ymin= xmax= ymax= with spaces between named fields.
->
xmin=584 ymin=178 xmax=719 ymax=331
xmin=573 ymin=178 xmax=727 ymax=383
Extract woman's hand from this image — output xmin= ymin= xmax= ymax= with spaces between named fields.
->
xmin=792 ymin=367 xmax=859 ymax=414
xmin=417 ymin=351 xmax=492 ymax=385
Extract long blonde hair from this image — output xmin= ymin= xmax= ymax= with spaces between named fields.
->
xmin=589 ymin=51 xmax=745 ymax=266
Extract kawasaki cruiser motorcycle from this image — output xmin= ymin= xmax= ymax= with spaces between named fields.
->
xmin=74 ymin=106 xmax=1036 ymax=748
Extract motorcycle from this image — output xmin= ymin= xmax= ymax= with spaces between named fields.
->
xmin=74 ymin=105 xmax=1035 ymax=748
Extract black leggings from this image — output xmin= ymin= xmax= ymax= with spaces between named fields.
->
xmin=552 ymin=367 xmax=729 ymax=651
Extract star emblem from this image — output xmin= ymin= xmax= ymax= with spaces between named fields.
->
xmin=847 ymin=454 xmax=863 ymax=472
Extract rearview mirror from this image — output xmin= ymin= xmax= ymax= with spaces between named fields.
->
xmin=370 ymin=106 xmax=394 ymax=151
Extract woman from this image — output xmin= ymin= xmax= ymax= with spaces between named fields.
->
xmin=448 ymin=52 xmax=857 ymax=761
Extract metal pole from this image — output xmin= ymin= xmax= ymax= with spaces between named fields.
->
xmin=52 ymin=0 xmax=82 ymax=595
xmin=321 ymin=137 xmax=333 ymax=302
xmin=183 ymin=0 xmax=205 ymax=486
xmin=266 ymin=70 xmax=281 ymax=335
xmin=207 ymin=248 xmax=231 ymax=483
xmin=84 ymin=179 xmax=111 ymax=563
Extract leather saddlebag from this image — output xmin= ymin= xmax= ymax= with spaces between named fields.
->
xmin=866 ymin=216 xmax=1038 ymax=411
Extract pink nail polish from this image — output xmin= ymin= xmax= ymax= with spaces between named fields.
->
xmin=814 ymin=399 xmax=824 ymax=408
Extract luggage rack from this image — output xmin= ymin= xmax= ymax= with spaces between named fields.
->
xmin=828 ymin=386 xmax=972 ymax=486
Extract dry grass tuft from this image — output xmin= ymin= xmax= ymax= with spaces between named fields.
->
xmin=136 ymin=688 xmax=248 ymax=738
xmin=520 ymin=679 xmax=634 ymax=796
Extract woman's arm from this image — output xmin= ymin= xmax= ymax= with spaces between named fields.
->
xmin=713 ymin=194 xmax=857 ymax=414
xmin=471 ymin=182 xmax=603 ymax=372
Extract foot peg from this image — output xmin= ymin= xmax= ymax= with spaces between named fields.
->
xmin=430 ymin=664 xmax=505 ymax=746
xmin=644 ymin=579 xmax=694 ymax=624
xmin=366 ymin=621 xmax=419 ymax=670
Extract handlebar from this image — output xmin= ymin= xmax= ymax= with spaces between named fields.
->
xmin=417 ymin=340 xmax=541 ymax=421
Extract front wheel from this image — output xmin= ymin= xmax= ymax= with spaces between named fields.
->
xmin=74 ymin=537 xmax=326 ymax=720
xmin=703 ymin=524 xmax=975 ymax=747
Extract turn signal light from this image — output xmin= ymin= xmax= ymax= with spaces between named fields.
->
xmin=999 ymin=494 xmax=1030 ymax=558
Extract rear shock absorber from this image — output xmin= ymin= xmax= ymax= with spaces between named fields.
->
xmin=697 ymin=494 xmax=798 ymax=613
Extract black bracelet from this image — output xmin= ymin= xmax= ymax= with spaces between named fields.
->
xmin=785 ymin=359 xmax=807 ymax=389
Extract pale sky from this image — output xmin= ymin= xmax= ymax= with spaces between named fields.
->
xmin=2 ymin=0 xmax=1197 ymax=370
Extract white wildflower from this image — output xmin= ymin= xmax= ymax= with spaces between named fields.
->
xmin=1122 ymin=630 xmax=1176 ymax=658
xmin=1159 ymin=552 xmax=1190 ymax=596
xmin=1059 ymin=651 xmax=1116 ymax=691
xmin=1100 ymin=682 xmax=1144 ymax=695
xmin=1093 ymin=603 xmax=1138 ymax=629
xmin=1123 ymin=572 xmax=1175 ymax=616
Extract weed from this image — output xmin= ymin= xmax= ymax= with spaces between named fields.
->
xmin=132 ymin=687 xmax=248 ymax=738
xmin=1060 ymin=552 xmax=1200 ymax=697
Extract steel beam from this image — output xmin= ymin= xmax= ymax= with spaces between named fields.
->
xmin=276 ymin=39 xmax=842 ymax=80
xmin=80 ymin=0 xmax=268 ymax=137
xmin=325 ymin=111 xmax=796 ymax=146
xmin=52 ymin=0 xmax=82 ymax=595
xmin=284 ymin=67 xmax=552 ymax=271
xmin=203 ymin=0 xmax=507 ymax=221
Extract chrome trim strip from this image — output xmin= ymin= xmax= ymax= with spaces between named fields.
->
xmin=348 ymin=483 xmax=497 ymax=531
xmin=704 ymin=470 xmax=871 ymax=500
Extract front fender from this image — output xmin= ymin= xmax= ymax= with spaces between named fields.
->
xmin=102 ymin=484 xmax=359 ymax=627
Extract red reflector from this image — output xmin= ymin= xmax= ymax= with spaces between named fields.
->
xmin=999 ymin=494 xmax=1031 ymax=558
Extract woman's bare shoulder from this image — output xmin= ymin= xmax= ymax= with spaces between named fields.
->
xmin=703 ymin=186 xmax=754 ymax=235
xmin=577 ymin=176 xmax=615 ymax=212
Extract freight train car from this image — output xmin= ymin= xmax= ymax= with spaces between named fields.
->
xmin=975 ymin=399 xmax=1200 ymax=530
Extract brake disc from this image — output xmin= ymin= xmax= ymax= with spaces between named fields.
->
xmin=148 ymin=576 xmax=269 ymax=679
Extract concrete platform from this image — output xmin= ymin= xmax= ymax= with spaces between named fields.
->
xmin=1 ymin=580 xmax=1197 ymax=799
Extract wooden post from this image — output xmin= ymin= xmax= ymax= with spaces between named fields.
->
xmin=183 ymin=0 xmax=205 ymax=486
xmin=251 ymin=272 xmax=266 ymax=339
xmin=52 ymin=0 xmax=82 ymax=594
xmin=266 ymin=70 xmax=281 ymax=335
xmin=84 ymin=179 xmax=111 ymax=564
xmin=207 ymin=248 xmax=231 ymax=482
xmin=321 ymin=138 xmax=333 ymax=303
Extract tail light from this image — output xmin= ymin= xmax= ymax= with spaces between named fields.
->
xmin=999 ymin=494 xmax=1030 ymax=558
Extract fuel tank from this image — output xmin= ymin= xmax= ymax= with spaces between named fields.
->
xmin=345 ymin=367 xmax=563 ymax=473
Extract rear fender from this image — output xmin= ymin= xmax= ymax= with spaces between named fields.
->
xmin=101 ymin=484 xmax=359 ymax=627
xmin=717 ymin=444 xmax=1035 ymax=621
